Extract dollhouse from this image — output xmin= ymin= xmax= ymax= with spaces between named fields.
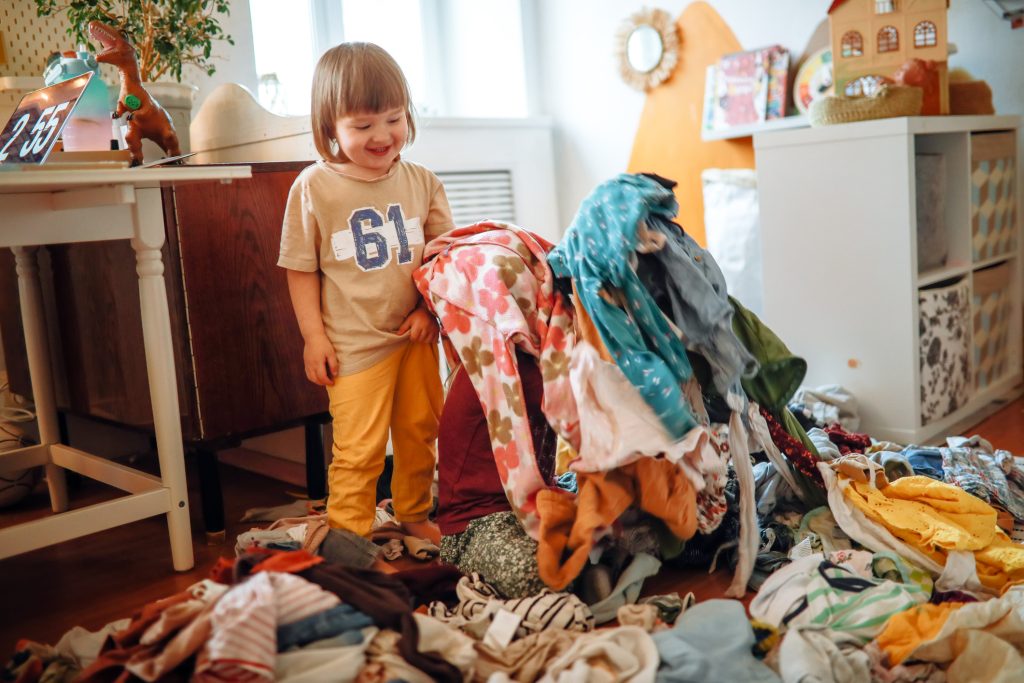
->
xmin=828 ymin=0 xmax=950 ymax=113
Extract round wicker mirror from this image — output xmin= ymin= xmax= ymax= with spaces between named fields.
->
xmin=616 ymin=8 xmax=680 ymax=92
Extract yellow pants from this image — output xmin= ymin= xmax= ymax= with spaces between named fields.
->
xmin=325 ymin=341 xmax=442 ymax=537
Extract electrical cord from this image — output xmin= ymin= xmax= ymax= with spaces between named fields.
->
xmin=0 ymin=381 xmax=35 ymax=424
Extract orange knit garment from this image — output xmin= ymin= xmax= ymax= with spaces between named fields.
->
xmin=535 ymin=457 xmax=698 ymax=590
xmin=875 ymin=602 xmax=965 ymax=665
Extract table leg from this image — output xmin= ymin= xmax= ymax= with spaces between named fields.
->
xmin=304 ymin=418 xmax=327 ymax=500
xmin=132 ymin=188 xmax=194 ymax=571
xmin=194 ymin=445 xmax=226 ymax=539
xmin=12 ymin=246 xmax=67 ymax=513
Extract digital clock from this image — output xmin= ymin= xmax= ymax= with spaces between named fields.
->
xmin=0 ymin=72 xmax=94 ymax=165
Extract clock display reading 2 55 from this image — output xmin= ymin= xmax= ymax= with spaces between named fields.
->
xmin=0 ymin=72 xmax=94 ymax=165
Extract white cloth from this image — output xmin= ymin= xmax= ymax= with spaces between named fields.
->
xmin=779 ymin=626 xmax=871 ymax=683
xmin=53 ymin=619 xmax=131 ymax=670
xmin=274 ymin=628 xmax=377 ymax=683
xmin=413 ymin=613 xmax=477 ymax=677
xmin=725 ymin=403 xmax=760 ymax=598
xmin=794 ymin=385 xmax=860 ymax=431
xmin=568 ymin=342 xmax=715 ymax=485
xmin=538 ymin=626 xmax=659 ymax=683
xmin=749 ymin=554 xmax=828 ymax=628
xmin=934 ymin=550 xmax=986 ymax=596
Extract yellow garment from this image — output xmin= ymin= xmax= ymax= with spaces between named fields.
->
xmin=325 ymin=341 xmax=443 ymax=537
xmin=875 ymin=602 xmax=964 ymax=665
xmin=843 ymin=475 xmax=1024 ymax=591
xmin=555 ymin=437 xmax=577 ymax=476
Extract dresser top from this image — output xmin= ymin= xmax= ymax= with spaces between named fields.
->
xmin=0 ymin=165 xmax=252 ymax=195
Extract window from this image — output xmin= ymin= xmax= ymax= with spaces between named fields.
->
xmin=875 ymin=0 xmax=895 ymax=13
xmin=249 ymin=0 xmax=529 ymax=118
xmin=877 ymin=26 xmax=899 ymax=53
xmin=250 ymin=0 xmax=316 ymax=115
xmin=841 ymin=31 xmax=864 ymax=58
xmin=844 ymin=75 xmax=886 ymax=96
xmin=914 ymin=21 xmax=937 ymax=48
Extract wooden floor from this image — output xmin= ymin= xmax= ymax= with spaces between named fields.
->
xmin=1 ymin=396 xmax=1023 ymax=656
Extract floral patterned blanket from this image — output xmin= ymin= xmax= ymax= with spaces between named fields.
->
xmin=415 ymin=222 xmax=580 ymax=538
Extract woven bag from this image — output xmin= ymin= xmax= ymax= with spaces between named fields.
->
xmin=809 ymin=85 xmax=923 ymax=126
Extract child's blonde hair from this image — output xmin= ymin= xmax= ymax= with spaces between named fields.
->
xmin=311 ymin=42 xmax=417 ymax=163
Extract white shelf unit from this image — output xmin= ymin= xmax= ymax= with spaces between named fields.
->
xmin=756 ymin=116 xmax=1022 ymax=444
xmin=701 ymin=115 xmax=810 ymax=142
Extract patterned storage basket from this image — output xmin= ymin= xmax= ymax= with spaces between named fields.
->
xmin=919 ymin=277 xmax=971 ymax=425
xmin=971 ymin=132 xmax=1017 ymax=262
xmin=972 ymin=262 xmax=1013 ymax=390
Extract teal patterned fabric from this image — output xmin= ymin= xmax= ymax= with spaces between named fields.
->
xmin=549 ymin=174 xmax=697 ymax=438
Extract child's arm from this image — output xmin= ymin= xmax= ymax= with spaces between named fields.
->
xmin=286 ymin=269 xmax=339 ymax=385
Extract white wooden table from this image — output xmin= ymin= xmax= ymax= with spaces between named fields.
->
xmin=0 ymin=165 xmax=251 ymax=570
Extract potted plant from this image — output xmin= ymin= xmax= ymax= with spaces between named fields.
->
xmin=34 ymin=0 xmax=234 ymax=151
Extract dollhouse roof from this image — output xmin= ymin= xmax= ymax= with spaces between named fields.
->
xmin=827 ymin=0 xmax=948 ymax=13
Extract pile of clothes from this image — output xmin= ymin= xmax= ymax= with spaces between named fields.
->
xmin=8 ymin=172 xmax=1024 ymax=682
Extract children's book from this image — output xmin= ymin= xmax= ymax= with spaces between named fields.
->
xmin=704 ymin=45 xmax=789 ymax=132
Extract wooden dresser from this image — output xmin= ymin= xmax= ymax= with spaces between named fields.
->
xmin=0 ymin=162 xmax=328 ymax=532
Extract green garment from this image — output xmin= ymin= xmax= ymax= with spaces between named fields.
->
xmin=781 ymin=406 xmax=820 ymax=458
xmin=728 ymin=298 xmax=826 ymax=505
xmin=729 ymin=296 xmax=806 ymax=412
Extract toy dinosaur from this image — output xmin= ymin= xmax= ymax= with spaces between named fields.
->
xmin=88 ymin=20 xmax=181 ymax=166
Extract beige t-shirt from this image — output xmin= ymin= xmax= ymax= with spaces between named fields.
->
xmin=278 ymin=160 xmax=454 ymax=376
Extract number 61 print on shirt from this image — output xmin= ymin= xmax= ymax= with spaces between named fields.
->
xmin=331 ymin=204 xmax=425 ymax=271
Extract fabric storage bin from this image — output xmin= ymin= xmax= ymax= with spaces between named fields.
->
xmin=971 ymin=131 xmax=1017 ymax=262
xmin=972 ymin=262 xmax=1013 ymax=389
xmin=919 ymin=277 xmax=971 ymax=424
xmin=916 ymin=153 xmax=947 ymax=272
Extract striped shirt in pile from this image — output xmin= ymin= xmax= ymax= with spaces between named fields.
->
xmin=428 ymin=573 xmax=594 ymax=639
xmin=193 ymin=571 xmax=340 ymax=681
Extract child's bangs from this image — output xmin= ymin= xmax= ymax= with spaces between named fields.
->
xmin=341 ymin=58 xmax=409 ymax=116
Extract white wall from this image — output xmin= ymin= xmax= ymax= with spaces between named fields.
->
xmin=531 ymin=0 xmax=1024 ymax=230
xmin=947 ymin=1 xmax=1024 ymax=117
xmin=191 ymin=1 xmax=259 ymax=109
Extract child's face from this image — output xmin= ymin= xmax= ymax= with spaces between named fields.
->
xmin=334 ymin=106 xmax=408 ymax=177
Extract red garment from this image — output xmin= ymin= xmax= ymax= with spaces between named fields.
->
xmin=250 ymin=549 xmax=324 ymax=575
xmin=825 ymin=423 xmax=873 ymax=455
xmin=436 ymin=352 xmax=554 ymax=535
xmin=760 ymin=407 xmax=824 ymax=488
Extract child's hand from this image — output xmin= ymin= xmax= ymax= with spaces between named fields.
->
xmin=398 ymin=307 xmax=439 ymax=344
xmin=303 ymin=334 xmax=339 ymax=386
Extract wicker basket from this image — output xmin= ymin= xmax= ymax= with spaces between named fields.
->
xmin=809 ymin=85 xmax=923 ymax=126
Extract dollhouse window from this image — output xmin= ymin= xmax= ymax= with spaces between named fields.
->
xmin=914 ymin=21 xmax=937 ymax=47
xmin=875 ymin=0 xmax=895 ymax=13
xmin=877 ymin=26 xmax=899 ymax=52
xmin=841 ymin=31 xmax=864 ymax=58
xmin=845 ymin=75 xmax=885 ymax=96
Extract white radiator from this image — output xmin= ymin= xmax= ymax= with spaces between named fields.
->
xmin=437 ymin=170 xmax=516 ymax=225
xmin=190 ymin=84 xmax=559 ymax=239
